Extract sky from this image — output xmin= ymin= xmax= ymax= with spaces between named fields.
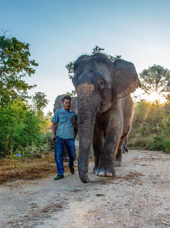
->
xmin=1 ymin=0 xmax=170 ymax=113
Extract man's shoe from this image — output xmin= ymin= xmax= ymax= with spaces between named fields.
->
xmin=70 ymin=167 xmax=75 ymax=174
xmin=54 ymin=175 xmax=64 ymax=180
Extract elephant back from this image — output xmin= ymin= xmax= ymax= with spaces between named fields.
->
xmin=53 ymin=94 xmax=77 ymax=114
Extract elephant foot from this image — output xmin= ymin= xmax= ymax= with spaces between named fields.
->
xmin=115 ymin=160 xmax=122 ymax=167
xmin=96 ymin=167 xmax=116 ymax=177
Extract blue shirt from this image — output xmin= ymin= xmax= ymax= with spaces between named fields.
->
xmin=51 ymin=108 xmax=78 ymax=139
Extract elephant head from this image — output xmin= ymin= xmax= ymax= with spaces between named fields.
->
xmin=72 ymin=53 xmax=140 ymax=183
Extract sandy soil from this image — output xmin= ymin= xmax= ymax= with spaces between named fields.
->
xmin=0 ymin=150 xmax=170 ymax=228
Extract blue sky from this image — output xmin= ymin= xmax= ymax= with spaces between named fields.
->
xmin=1 ymin=0 xmax=170 ymax=112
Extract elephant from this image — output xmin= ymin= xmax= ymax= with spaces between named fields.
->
xmin=72 ymin=53 xmax=140 ymax=183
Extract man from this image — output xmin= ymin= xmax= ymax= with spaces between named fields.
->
xmin=51 ymin=95 xmax=78 ymax=180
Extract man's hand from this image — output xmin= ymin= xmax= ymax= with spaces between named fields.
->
xmin=51 ymin=135 xmax=56 ymax=141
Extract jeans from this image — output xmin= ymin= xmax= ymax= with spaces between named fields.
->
xmin=55 ymin=136 xmax=76 ymax=176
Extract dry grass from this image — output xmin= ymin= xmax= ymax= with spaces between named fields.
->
xmin=0 ymin=152 xmax=71 ymax=184
xmin=0 ymin=150 xmax=93 ymax=184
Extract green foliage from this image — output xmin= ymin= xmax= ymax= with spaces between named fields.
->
xmin=66 ymin=90 xmax=77 ymax=96
xmin=92 ymin=46 xmax=104 ymax=54
xmin=66 ymin=46 xmax=121 ymax=95
xmin=65 ymin=62 xmax=74 ymax=79
xmin=0 ymin=33 xmax=52 ymax=159
xmin=152 ymin=135 xmax=170 ymax=153
xmin=140 ymin=65 xmax=170 ymax=100
xmin=14 ymin=138 xmax=52 ymax=159
xmin=0 ymin=99 xmax=51 ymax=158
xmin=32 ymin=92 xmax=49 ymax=112
xmin=128 ymin=100 xmax=170 ymax=153
xmin=0 ymin=35 xmax=38 ymax=106
xmin=134 ymin=100 xmax=151 ymax=124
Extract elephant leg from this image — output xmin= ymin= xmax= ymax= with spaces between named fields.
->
xmin=115 ymin=128 xmax=130 ymax=166
xmin=123 ymin=137 xmax=129 ymax=152
xmin=92 ymin=123 xmax=104 ymax=174
xmin=97 ymin=128 xmax=121 ymax=177
xmin=115 ymin=139 xmax=124 ymax=167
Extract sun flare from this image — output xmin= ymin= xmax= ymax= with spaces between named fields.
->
xmin=144 ymin=91 xmax=166 ymax=104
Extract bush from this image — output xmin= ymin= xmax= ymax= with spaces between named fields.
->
xmin=128 ymin=100 xmax=170 ymax=153
xmin=152 ymin=135 xmax=170 ymax=153
xmin=0 ymin=100 xmax=52 ymax=158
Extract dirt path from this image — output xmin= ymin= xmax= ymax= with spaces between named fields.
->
xmin=0 ymin=150 xmax=170 ymax=228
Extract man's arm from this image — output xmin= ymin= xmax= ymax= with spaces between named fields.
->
xmin=51 ymin=111 xmax=59 ymax=141
xmin=51 ymin=122 xmax=57 ymax=141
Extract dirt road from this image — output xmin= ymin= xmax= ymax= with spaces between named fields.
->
xmin=0 ymin=150 xmax=170 ymax=228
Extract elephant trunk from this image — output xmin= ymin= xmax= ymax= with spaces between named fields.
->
xmin=77 ymin=96 xmax=97 ymax=183
xmin=78 ymin=122 xmax=94 ymax=183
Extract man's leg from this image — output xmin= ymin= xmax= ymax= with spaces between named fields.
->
xmin=65 ymin=138 xmax=76 ymax=170
xmin=55 ymin=136 xmax=65 ymax=176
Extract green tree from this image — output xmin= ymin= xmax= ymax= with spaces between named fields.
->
xmin=32 ymin=92 xmax=49 ymax=112
xmin=140 ymin=65 xmax=170 ymax=101
xmin=0 ymin=34 xmax=38 ymax=106
xmin=66 ymin=46 xmax=121 ymax=95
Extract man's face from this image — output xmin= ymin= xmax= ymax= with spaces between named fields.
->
xmin=62 ymin=99 xmax=71 ymax=111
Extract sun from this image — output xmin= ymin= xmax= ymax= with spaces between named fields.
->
xmin=145 ymin=91 xmax=166 ymax=104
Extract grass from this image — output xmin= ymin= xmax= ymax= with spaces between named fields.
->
xmin=128 ymin=133 xmax=170 ymax=154
xmin=0 ymin=152 xmax=68 ymax=184
xmin=0 ymin=148 xmax=90 ymax=184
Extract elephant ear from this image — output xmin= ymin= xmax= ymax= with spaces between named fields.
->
xmin=112 ymin=59 xmax=141 ymax=99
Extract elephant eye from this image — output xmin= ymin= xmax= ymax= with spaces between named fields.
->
xmin=98 ymin=80 xmax=105 ymax=91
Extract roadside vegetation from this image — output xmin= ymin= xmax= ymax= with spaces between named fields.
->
xmin=128 ymin=100 xmax=170 ymax=153
xmin=0 ymin=32 xmax=56 ymax=183
xmin=128 ymin=63 xmax=170 ymax=153
xmin=0 ymin=33 xmax=53 ymax=159
xmin=0 ymin=99 xmax=53 ymax=158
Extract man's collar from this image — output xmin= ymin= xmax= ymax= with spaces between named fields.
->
xmin=63 ymin=107 xmax=71 ymax=112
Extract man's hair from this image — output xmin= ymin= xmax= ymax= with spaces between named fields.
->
xmin=62 ymin=95 xmax=71 ymax=102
